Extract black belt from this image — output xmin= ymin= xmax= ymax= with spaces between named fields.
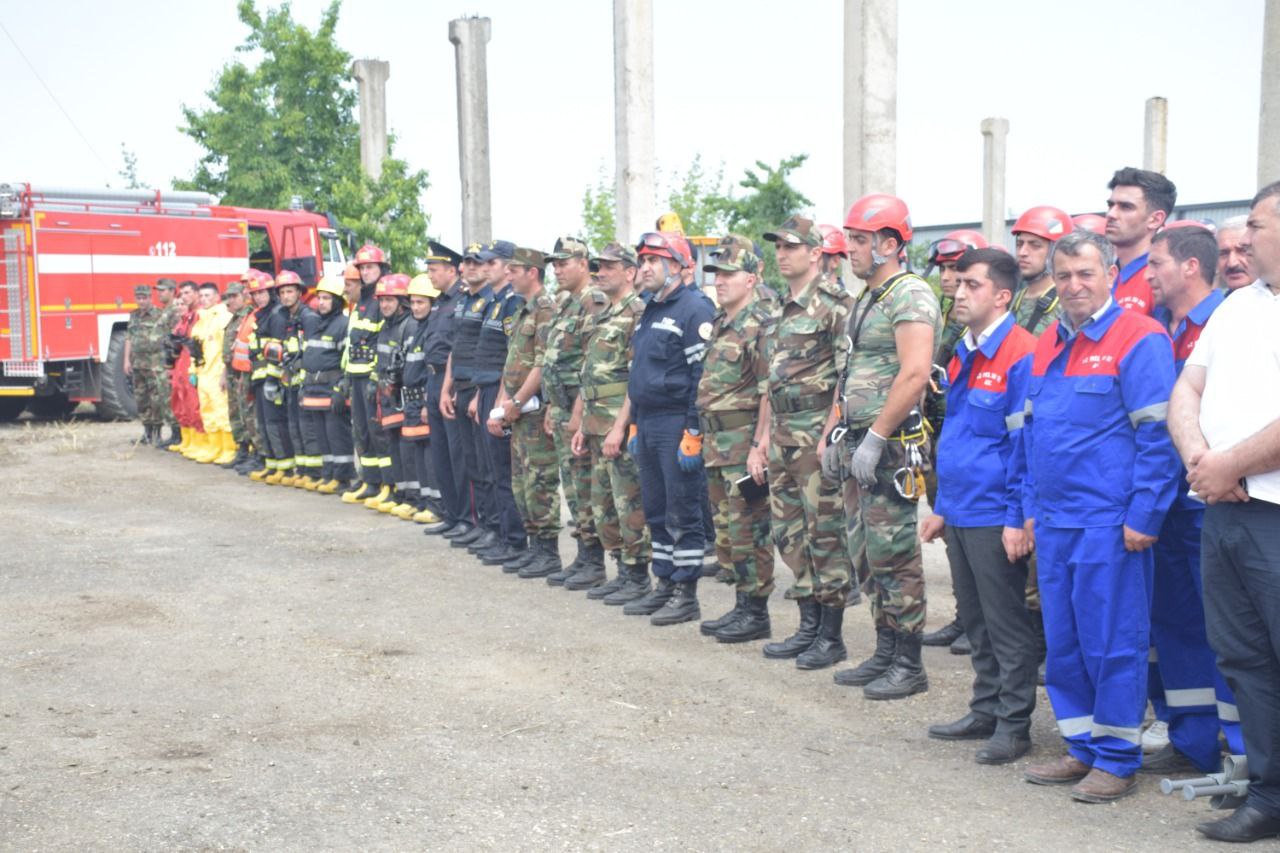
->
xmin=699 ymin=409 xmax=757 ymax=433
xmin=308 ymin=368 xmax=342 ymax=385
xmin=770 ymin=392 xmax=830 ymax=414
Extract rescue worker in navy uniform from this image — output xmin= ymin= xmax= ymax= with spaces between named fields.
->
xmin=278 ymin=271 xmax=320 ymax=488
xmin=341 ymin=245 xmax=391 ymax=506
xmin=368 ymin=273 xmax=416 ymax=514
xmin=394 ymin=274 xmax=443 ymax=523
xmin=440 ymin=242 xmax=497 ymax=549
xmin=418 ymin=242 xmax=471 ymax=537
xmin=470 ymin=240 xmax=528 ymax=565
xmin=247 ymin=274 xmax=290 ymax=483
xmin=299 ymin=275 xmax=355 ymax=494
xmin=607 ymin=231 xmax=716 ymax=625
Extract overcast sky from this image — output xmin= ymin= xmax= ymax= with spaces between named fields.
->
xmin=1 ymin=0 xmax=1266 ymax=253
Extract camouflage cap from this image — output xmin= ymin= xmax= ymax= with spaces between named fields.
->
xmin=155 ymin=278 xmax=177 ymax=290
xmin=224 ymin=280 xmax=246 ymax=296
xmin=703 ymin=234 xmax=760 ymax=274
xmin=133 ymin=284 xmax=152 ymax=296
xmin=511 ymin=247 xmax=547 ymax=268
xmin=762 ymin=216 xmax=822 ymax=248
xmin=590 ymin=241 xmax=638 ymax=267
xmin=546 ymin=236 xmax=590 ymax=260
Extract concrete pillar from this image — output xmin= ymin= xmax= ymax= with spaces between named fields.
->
xmin=613 ymin=0 xmax=655 ymax=243
xmin=449 ymin=17 xmax=493 ymax=247
xmin=843 ymin=0 xmax=898 ymax=211
xmin=981 ymin=118 xmax=1010 ymax=248
xmin=1260 ymin=0 xmax=1280 ymax=186
xmin=1143 ymin=97 xmax=1168 ymax=175
xmin=351 ymin=59 xmax=390 ymax=182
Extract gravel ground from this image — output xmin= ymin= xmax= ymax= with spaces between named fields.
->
xmin=0 ymin=418 xmax=1223 ymax=851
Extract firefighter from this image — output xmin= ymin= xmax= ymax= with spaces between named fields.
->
xmin=300 ymin=275 xmax=356 ymax=495
xmin=249 ymin=273 xmax=293 ymax=484
xmin=341 ymin=245 xmax=392 ymax=505
xmin=188 ymin=282 xmax=235 ymax=464
xmin=277 ymin=271 xmax=320 ymax=488
xmin=369 ymin=273 xmax=415 ymax=513
xmin=393 ymin=274 xmax=443 ymax=522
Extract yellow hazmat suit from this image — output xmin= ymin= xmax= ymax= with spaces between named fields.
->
xmin=189 ymin=301 xmax=233 ymax=461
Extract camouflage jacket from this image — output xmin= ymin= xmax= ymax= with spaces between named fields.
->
xmin=1012 ymin=282 xmax=1059 ymax=337
xmin=540 ymin=288 xmax=592 ymax=414
xmin=934 ymin=296 xmax=966 ymax=368
xmin=840 ymin=272 xmax=941 ymax=429
xmin=764 ymin=273 xmax=853 ymax=448
xmin=697 ymin=297 xmax=776 ymax=467
xmin=502 ymin=289 xmax=557 ymax=401
xmin=127 ymin=303 xmax=167 ymax=364
xmin=579 ymin=289 xmax=644 ymax=436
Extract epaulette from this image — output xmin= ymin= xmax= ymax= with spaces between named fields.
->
xmin=817 ymin=277 xmax=852 ymax=300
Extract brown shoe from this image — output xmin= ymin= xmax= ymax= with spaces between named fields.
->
xmin=1024 ymin=754 xmax=1091 ymax=786
xmin=1070 ymin=768 xmax=1138 ymax=803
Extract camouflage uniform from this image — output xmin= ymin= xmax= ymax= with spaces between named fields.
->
xmin=503 ymin=287 xmax=562 ymax=541
xmin=1011 ymin=283 xmax=1059 ymax=338
xmin=158 ymin=297 xmax=183 ymax=432
xmin=765 ymin=268 xmax=854 ymax=608
xmin=579 ymin=287 xmax=651 ymax=566
xmin=127 ymin=288 xmax=169 ymax=428
xmin=222 ymin=292 xmax=259 ymax=449
xmin=838 ymin=272 xmax=941 ymax=634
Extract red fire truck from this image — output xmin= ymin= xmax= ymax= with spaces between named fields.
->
xmin=0 ymin=183 xmax=350 ymax=421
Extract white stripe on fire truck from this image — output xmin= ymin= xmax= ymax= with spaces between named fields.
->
xmin=36 ymin=254 xmax=250 ymax=276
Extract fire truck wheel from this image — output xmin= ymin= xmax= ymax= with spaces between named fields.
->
xmin=98 ymin=327 xmax=137 ymax=421
xmin=0 ymin=398 xmax=26 ymax=422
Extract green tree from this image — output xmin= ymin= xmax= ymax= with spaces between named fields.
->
xmin=662 ymin=154 xmax=727 ymax=237
xmin=579 ymin=165 xmax=615 ymax=250
xmin=176 ymin=0 xmax=430 ymax=268
xmin=118 ymin=145 xmax=142 ymax=189
xmin=713 ymin=154 xmax=813 ymax=285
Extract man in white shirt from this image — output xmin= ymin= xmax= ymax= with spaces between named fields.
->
xmin=1169 ymin=180 xmax=1280 ymax=844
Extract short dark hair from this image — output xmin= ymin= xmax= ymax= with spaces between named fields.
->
xmin=178 ymin=280 xmax=198 ymax=292
xmin=1153 ymin=226 xmax=1217 ymax=285
xmin=198 ymin=282 xmax=219 ymax=293
xmin=1108 ymin=167 xmax=1178 ymax=216
xmin=955 ymin=247 xmax=1018 ymax=294
xmin=1252 ymin=180 xmax=1280 ymax=212
xmin=875 ymin=227 xmax=905 ymax=251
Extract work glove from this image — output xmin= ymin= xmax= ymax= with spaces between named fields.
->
xmin=264 ymin=378 xmax=282 ymax=404
xmin=849 ymin=429 xmax=886 ymax=489
xmin=820 ymin=442 xmax=843 ymax=484
xmin=627 ymin=424 xmax=638 ymax=456
xmin=677 ymin=429 xmax=704 ymax=473
xmin=188 ymin=374 xmax=198 ymax=387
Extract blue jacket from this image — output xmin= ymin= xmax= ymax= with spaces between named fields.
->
xmin=628 ymin=283 xmax=716 ymax=427
xmin=934 ymin=314 xmax=1036 ymax=528
xmin=1023 ymin=301 xmax=1178 ymax=535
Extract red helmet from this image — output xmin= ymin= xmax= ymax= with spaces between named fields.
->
xmin=1071 ymin=213 xmax=1108 ymax=236
xmin=818 ymin=224 xmax=848 ymax=257
xmin=374 ymin=272 xmax=411 ymax=298
xmin=245 ymin=270 xmax=278 ymax=293
xmin=275 ymin=270 xmax=303 ymax=289
xmin=1012 ymin=206 xmax=1073 ymax=242
xmin=929 ymin=229 xmax=987 ymax=265
xmin=844 ymin=193 xmax=913 ymax=243
xmin=354 ymin=244 xmax=387 ymax=266
xmin=1163 ymin=219 xmax=1217 ymax=234
xmin=635 ymin=231 xmax=691 ymax=268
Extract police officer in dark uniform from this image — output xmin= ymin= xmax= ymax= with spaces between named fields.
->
xmin=609 ymin=231 xmax=715 ymax=626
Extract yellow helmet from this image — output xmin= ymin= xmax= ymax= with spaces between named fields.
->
xmin=407 ymin=274 xmax=441 ymax=299
xmin=315 ymin=276 xmax=346 ymax=298
xmin=655 ymin=211 xmax=685 ymax=234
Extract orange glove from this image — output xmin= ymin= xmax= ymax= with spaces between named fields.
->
xmin=677 ymin=430 xmax=703 ymax=472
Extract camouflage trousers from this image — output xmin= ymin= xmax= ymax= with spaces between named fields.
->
xmin=549 ymin=401 xmax=598 ymax=548
xmin=841 ymin=443 xmax=927 ymax=634
xmin=767 ymin=443 xmax=850 ymax=607
xmin=585 ymin=433 xmax=651 ymax=565
xmin=228 ymin=370 xmax=259 ymax=448
xmin=131 ymin=364 xmax=168 ymax=427
xmin=511 ymin=408 xmax=562 ymax=539
xmin=707 ymin=462 xmax=774 ymax=597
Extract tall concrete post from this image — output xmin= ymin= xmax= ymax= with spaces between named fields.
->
xmin=843 ymin=0 xmax=898 ymax=211
xmin=449 ymin=17 xmax=493 ymax=247
xmin=981 ymin=118 xmax=1010 ymax=248
xmin=1143 ymin=97 xmax=1169 ymax=175
xmin=351 ymin=59 xmax=390 ymax=182
xmin=1260 ymin=0 xmax=1280 ymax=186
xmin=613 ymin=0 xmax=655 ymax=244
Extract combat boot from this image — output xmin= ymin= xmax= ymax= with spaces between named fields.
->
xmin=221 ymin=442 xmax=250 ymax=470
xmin=603 ymin=563 xmax=651 ymax=605
xmin=169 ymin=426 xmax=190 ymax=453
xmin=156 ymin=425 xmax=180 ymax=449
xmin=863 ymin=632 xmax=929 ymax=700
xmin=796 ymin=605 xmax=847 ymax=670
xmin=834 ymin=627 xmax=898 ymax=687
xmin=138 ymin=426 xmax=152 ymax=445
xmin=547 ymin=539 xmax=586 ymax=586
xmin=236 ymin=451 xmax=262 ymax=475
xmin=563 ymin=543 xmax=607 ymax=590
xmin=341 ymin=481 xmax=373 ymax=503
xmin=587 ymin=555 xmax=629 ymax=600
xmin=762 ymin=599 xmax=821 ymax=659
xmin=716 ymin=595 xmax=771 ymax=644
xmin=701 ymin=592 xmax=748 ymax=636
xmin=624 ymin=577 xmax=676 ymax=616
xmin=503 ymin=542 xmax=539 ymax=574
xmin=518 ymin=538 xmax=564 ymax=579
xmin=650 ymin=580 xmax=700 ymax=626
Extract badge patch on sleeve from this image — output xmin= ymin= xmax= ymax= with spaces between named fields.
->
xmin=698 ymin=322 xmax=712 ymax=341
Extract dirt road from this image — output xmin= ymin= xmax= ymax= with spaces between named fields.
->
xmin=0 ymin=418 xmax=1216 ymax=850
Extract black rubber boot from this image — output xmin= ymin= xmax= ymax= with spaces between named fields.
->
xmin=700 ymin=592 xmax=747 ymax=636
xmin=603 ymin=563 xmax=650 ymax=605
xmin=716 ymin=595 xmax=771 ymax=644
xmin=922 ymin=619 xmax=963 ymax=647
xmin=863 ymin=632 xmax=929 ymax=700
xmin=834 ymin=626 xmax=898 ymax=686
xmin=796 ymin=604 xmax=848 ymax=670
xmin=650 ymin=581 xmax=700 ymax=626
xmin=762 ymin=599 xmax=821 ymax=659
xmin=623 ymin=576 xmax=675 ymax=616
xmin=519 ymin=538 xmax=564 ymax=579
xmin=563 ymin=542 xmax=607 ymax=590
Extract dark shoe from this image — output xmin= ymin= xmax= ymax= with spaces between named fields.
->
xmin=716 ymin=595 xmax=771 ymax=643
xmin=449 ymin=525 xmax=485 ymax=547
xmin=863 ymin=632 xmax=929 ymax=700
xmin=603 ymin=564 xmax=650 ymax=605
xmin=156 ymin=428 xmax=180 ymax=449
xmin=502 ymin=546 xmax=538 ymax=574
xmin=700 ymin=592 xmax=747 ymax=636
xmin=928 ymin=713 xmax=997 ymax=742
xmin=481 ymin=543 xmax=520 ymax=566
xmin=834 ymin=627 xmax=898 ymax=686
xmin=587 ymin=566 xmax=628 ymax=600
xmin=466 ymin=530 xmax=500 ymax=554
xmin=922 ymin=619 xmax=964 ymax=647
xmin=561 ymin=539 xmax=588 ymax=575
xmin=1071 ymin=768 xmax=1137 ymax=803
xmin=950 ymin=631 xmax=972 ymax=656
xmin=624 ymin=577 xmax=676 ymax=616
xmin=564 ymin=566 xmax=607 ymax=590
xmin=1197 ymin=805 xmax=1280 ymax=843
xmin=519 ymin=539 xmax=564 ymax=579
xmin=1037 ymin=660 xmax=1046 ymax=687
xmin=423 ymin=520 xmax=458 ymax=537
xmin=796 ymin=604 xmax=848 ymax=670
xmin=441 ymin=522 xmax=474 ymax=540
xmin=975 ymin=733 xmax=1032 ymax=765
xmin=762 ymin=599 xmax=821 ymax=659
xmin=138 ymin=427 xmax=152 ymax=445
xmin=1024 ymin=754 xmax=1091 ymax=786
xmin=650 ymin=581 xmax=700 ymax=626
xmin=1139 ymin=743 xmax=1204 ymax=775
xmin=220 ymin=444 xmax=249 ymax=469
xmin=236 ymin=454 xmax=263 ymax=475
